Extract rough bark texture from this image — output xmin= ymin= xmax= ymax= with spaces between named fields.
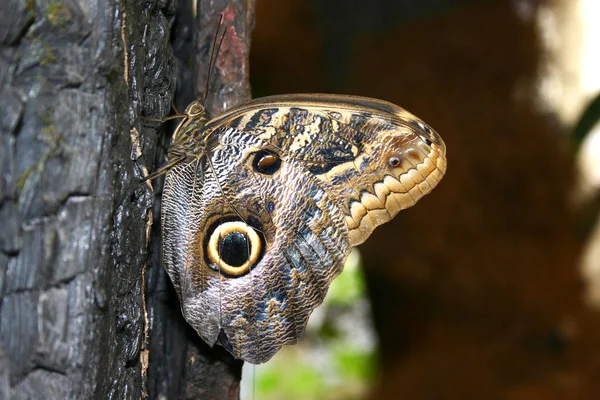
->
xmin=0 ymin=0 xmax=252 ymax=398
xmin=147 ymin=1 xmax=253 ymax=399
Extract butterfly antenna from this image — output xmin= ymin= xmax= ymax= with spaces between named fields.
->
xmin=171 ymin=101 xmax=183 ymax=115
xmin=204 ymin=14 xmax=228 ymax=105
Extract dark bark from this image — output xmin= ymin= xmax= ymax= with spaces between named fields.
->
xmin=0 ymin=0 xmax=253 ymax=398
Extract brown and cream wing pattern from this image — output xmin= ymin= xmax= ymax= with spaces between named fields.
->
xmin=160 ymin=94 xmax=447 ymax=364
xmin=207 ymin=94 xmax=447 ymax=244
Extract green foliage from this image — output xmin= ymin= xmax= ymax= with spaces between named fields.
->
xmin=257 ymin=360 xmax=328 ymax=399
xmin=327 ymin=250 xmax=365 ymax=306
xmin=253 ymin=345 xmax=376 ymax=400
xmin=332 ymin=345 xmax=376 ymax=383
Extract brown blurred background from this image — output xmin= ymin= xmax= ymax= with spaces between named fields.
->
xmin=249 ymin=0 xmax=600 ymax=398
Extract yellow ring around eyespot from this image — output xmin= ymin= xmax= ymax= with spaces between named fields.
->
xmin=207 ymin=221 xmax=261 ymax=276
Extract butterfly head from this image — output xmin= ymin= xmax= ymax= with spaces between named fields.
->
xmin=166 ymin=101 xmax=215 ymax=160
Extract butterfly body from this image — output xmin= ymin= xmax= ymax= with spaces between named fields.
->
xmin=160 ymin=94 xmax=446 ymax=363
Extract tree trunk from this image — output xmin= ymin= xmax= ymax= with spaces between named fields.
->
xmin=0 ymin=1 xmax=253 ymax=398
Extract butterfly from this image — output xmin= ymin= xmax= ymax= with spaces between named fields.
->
xmin=158 ymin=93 xmax=447 ymax=364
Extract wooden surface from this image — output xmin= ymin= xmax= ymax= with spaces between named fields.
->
xmin=0 ymin=0 xmax=175 ymax=397
xmin=0 ymin=0 xmax=253 ymax=398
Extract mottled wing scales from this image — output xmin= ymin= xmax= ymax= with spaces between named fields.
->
xmin=207 ymin=94 xmax=447 ymax=246
xmin=162 ymin=128 xmax=350 ymax=363
xmin=161 ymin=94 xmax=447 ymax=364
xmin=161 ymin=158 xmax=222 ymax=346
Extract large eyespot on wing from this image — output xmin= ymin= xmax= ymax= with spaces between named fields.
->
xmin=161 ymin=133 xmax=275 ymax=357
xmin=190 ymin=132 xmax=352 ymax=364
xmin=205 ymin=218 xmax=265 ymax=276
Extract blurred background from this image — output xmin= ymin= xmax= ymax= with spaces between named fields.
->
xmin=242 ymin=0 xmax=600 ymax=398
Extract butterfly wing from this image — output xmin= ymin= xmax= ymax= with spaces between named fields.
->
xmin=206 ymin=94 xmax=447 ymax=245
xmin=162 ymin=127 xmax=350 ymax=363
xmin=161 ymin=94 xmax=447 ymax=364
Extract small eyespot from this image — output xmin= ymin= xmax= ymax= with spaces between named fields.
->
xmin=252 ymin=150 xmax=281 ymax=175
xmin=388 ymin=157 xmax=401 ymax=168
xmin=267 ymin=201 xmax=275 ymax=213
xmin=207 ymin=221 xmax=262 ymax=276
xmin=424 ymin=137 xmax=432 ymax=146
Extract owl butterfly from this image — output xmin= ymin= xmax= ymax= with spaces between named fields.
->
xmin=159 ymin=93 xmax=446 ymax=364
